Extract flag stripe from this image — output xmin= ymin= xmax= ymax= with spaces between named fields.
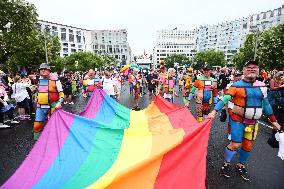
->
xmin=33 ymin=98 xmax=119 ymax=188
xmin=1 ymin=111 xmax=75 ymax=189
xmin=60 ymin=104 xmax=129 ymax=188
xmin=102 ymin=103 xmax=185 ymax=189
xmin=86 ymin=110 xmax=152 ymax=188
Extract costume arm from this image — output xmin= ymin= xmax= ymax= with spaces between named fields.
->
xmin=56 ymin=80 xmax=64 ymax=103
xmin=263 ymin=97 xmax=277 ymax=122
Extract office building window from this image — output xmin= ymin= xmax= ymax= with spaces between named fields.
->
xmin=61 ymin=33 xmax=66 ymax=41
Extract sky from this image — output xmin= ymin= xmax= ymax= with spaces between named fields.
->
xmin=26 ymin=0 xmax=283 ymax=55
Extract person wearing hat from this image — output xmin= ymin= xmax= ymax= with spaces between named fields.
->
xmin=33 ymin=63 xmax=64 ymax=140
xmin=208 ymin=60 xmax=282 ymax=181
xmin=188 ymin=64 xmax=218 ymax=122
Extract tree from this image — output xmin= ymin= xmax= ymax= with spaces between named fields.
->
xmin=231 ymin=34 xmax=256 ymax=69
xmin=193 ymin=49 xmax=226 ymax=69
xmin=258 ymin=24 xmax=284 ymax=70
xmin=100 ymin=54 xmax=118 ymax=69
xmin=64 ymin=51 xmax=100 ymax=71
xmin=165 ymin=54 xmax=191 ymax=68
xmin=0 ymin=0 xmax=61 ymax=72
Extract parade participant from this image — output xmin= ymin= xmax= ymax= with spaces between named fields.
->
xmin=160 ymin=68 xmax=178 ymax=103
xmin=182 ymin=68 xmax=194 ymax=107
xmin=146 ymin=69 xmax=158 ymax=96
xmin=33 ymin=63 xmax=64 ymax=140
xmin=12 ymin=75 xmax=31 ymax=120
xmin=130 ymin=69 xmax=141 ymax=110
xmin=102 ymin=71 xmax=118 ymax=99
xmin=208 ymin=60 xmax=282 ymax=181
xmin=188 ymin=65 xmax=218 ymax=122
xmin=112 ymin=71 xmax=122 ymax=101
xmin=82 ymin=69 xmax=101 ymax=98
xmin=61 ymin=71 xmax=73 ymax=104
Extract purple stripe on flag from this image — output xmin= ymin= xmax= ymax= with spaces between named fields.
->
xmin=1 ymin=110 xmax=75 ymax=189
xmin=80 ymin=88 xmax=106 ymax=119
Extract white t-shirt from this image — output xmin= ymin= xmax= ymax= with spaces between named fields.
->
xmin=12 ymin=82 xmax=30 ymax=102
xmin=102 ymin=78 xmax=115 ymax=96
xmin=275 ymin=132 xmax=284 ymax=160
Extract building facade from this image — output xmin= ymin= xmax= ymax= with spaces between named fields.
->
xmin=154 ymin=4 xmax=284 ymax=64
xmin=37 ymin=20 xmax=132 ymax=65
xmin=153 ymin=29 xmax=197 ymax=66
xmin=89 ymin=29 xmax=132 ymax=66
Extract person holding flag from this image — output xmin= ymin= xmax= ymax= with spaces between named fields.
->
xmin=208 ymin=60 xmax=282 ymax=181
xmin=188 ymin=64 xmax=218 ymax=122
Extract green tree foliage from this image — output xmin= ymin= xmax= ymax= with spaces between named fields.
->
xmin=231 ymin=34 xmax=256 ymax=69
xmin=193 ymin=49 xmax=226 ymax=69
xmin=0 ymin=0 xmax=61 ymax=72
xmin=232 ymin=24 xmax=284 ymax=70
xmin=258 ymin=24 xmax=284 ymax=70
xmin=64 ymin=52 xmax=119 ymax=71
xmin=165 ymin=54 xmax=191 ymax=68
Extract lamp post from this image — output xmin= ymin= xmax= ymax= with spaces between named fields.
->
xmin=44 ymin=33 xmax=49 ymax=64
xmin=252 ymin=25 xmax=260 ymax=61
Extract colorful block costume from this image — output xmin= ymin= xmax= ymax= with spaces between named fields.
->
xmin=214 ymin=80 xmax=277 ymax=164
xmin=182 ymin=75 xmax=193 ymax=104
xmin=161 ymin=76 xmax=176 ymax=102
xmin=82 ymin=77 xmax=101 ymax=97
xmin=189 ymin=75 xmax=218 ymax=122
xmin=34 ymin=77 xmax=64 ymax=139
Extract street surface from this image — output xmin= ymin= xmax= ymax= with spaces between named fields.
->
xmin=1 ymin=84 xmax=284 ymax=189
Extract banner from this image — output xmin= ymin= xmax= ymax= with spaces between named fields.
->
xmin=1 ymin=89 xmax=212 ymax=189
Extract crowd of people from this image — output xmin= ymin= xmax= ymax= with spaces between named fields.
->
xmin=0 ymin=61 xmax=283 ymax=181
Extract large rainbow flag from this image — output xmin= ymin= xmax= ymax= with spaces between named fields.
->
xmin=1 ymin=89 xmax=212 ymax=189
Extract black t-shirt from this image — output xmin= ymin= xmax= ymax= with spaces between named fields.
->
xmin=218 ymin=73 xmax=228 ymax=89
xmin=146 ymin=74 xmax=158 ymax=86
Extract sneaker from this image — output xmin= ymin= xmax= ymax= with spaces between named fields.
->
xmin=0 ymin=123 xmax=10 ymax=128
xmin=236 ymin=164 xmax=250 ymax=181
xmin=221 ymin=162 xmax=232 ymax=178
xmin=64 ymin=101 xmax=68 ymax=104
xmin=69 ymin=102 xmax=74 ymax=105
xmin=11 ymin=119 xmax=20 ymax=124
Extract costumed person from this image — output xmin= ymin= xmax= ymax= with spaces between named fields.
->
xmin=33 ymin=63 xmax=64 ymax=140
xmin=82 ymin=69 xmax=101 ymax=98
xmin=208 ymin=60 xmax=282 ymax=181
xmin=188 ymin=65 xmax=218 ymax=122
xmin=159 ymin=68 xmax=178 ymax=103
xmin=130 ymin=69 xmax=141 ymax=110
xmin=182 ymin=67 xmax=194 ymax=107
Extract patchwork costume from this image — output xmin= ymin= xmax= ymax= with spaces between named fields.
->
xmin=161 ymin=76 xmax=176 ymax=103
xmin=82 ymin=76 xmax=101 ymax=97
xmin=182 ymin=75 xmax=193 ymax=105
xmin=34 ymin=76 xmax=64 ymax=139
xmin=214 ymin=80 xmax=277 ymax=165
xmin=189 ymin=75 xmax=218 ymax=122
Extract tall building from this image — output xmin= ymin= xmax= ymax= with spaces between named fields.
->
xmin=37 ymin=20 xmax=91 ymax=58
xmin=153 ymin=29 xmax=197 ymax=66
xmin=89 ymin=29 xmax=132 ymax=66
xmin=154 ymin=4 xmax=284 ymax=64
xmin=37 ymin=20 xmax=132 ymax=66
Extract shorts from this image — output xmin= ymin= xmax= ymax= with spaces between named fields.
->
xmin=228 ymin=117 xmax=258 ymax=143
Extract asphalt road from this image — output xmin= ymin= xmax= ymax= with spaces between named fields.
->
xmin=1 ymin=84 xmax=284 ymax=189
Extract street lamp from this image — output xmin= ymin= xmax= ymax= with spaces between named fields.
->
xmin=252 ymin=25 xmax=261 ymax=61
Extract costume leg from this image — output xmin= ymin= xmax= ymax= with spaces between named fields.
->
xmin=239 ymin=123 xmax=259 ymax=164
xmin=196 ymin=102 xmax=203 ymax=122
xmin=33 ymin=107 xmax=49 ymax=140
xmin=225 ymin=119 xmax=245 ymax=162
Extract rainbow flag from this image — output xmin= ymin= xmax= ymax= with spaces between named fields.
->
xmin=1 ymin=89 xmax=212 ymax=189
